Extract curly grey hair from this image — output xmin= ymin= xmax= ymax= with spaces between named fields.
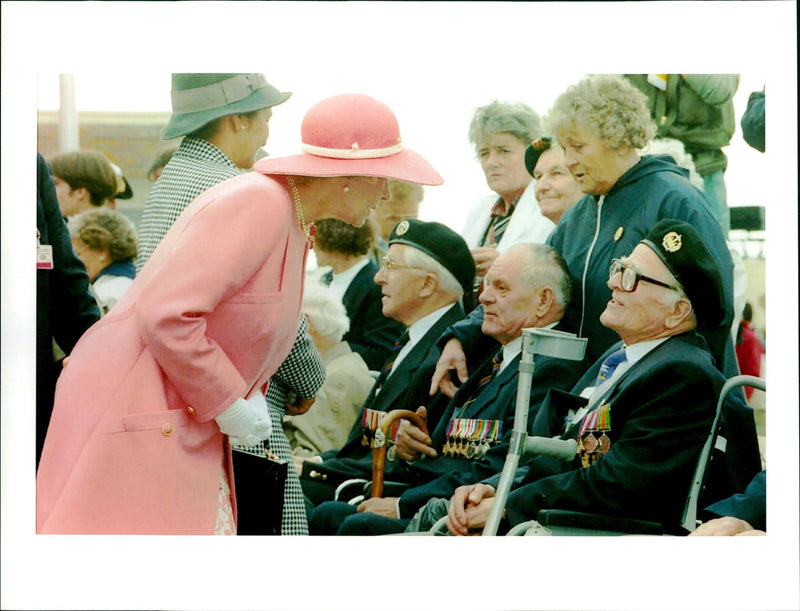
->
xmin=544 ymin=75 xmax=656 ymax=150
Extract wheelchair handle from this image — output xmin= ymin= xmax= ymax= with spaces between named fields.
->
xmin=371 ymin=409 xmax=429 ymax=498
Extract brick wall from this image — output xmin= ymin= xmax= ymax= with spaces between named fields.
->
xmin=37 ymin=110 xmax=175 ymax=229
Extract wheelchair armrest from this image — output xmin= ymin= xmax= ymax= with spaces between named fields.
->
xmin=536 ymin=509 xmax=665 ymax=535
xmin=334 ymin=478 xmax=370 ymax=502
xmin=506 ymin=520 xmax=541 ymax=536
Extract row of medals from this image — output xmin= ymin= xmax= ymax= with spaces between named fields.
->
xmin=442 ymin=437 xmax=493 ymax=460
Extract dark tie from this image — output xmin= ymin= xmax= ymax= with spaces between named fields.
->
xmin=476 ymin=350 xmax=503 ymax=393
xmin=375 ymin=331 xmax=409 ymax=391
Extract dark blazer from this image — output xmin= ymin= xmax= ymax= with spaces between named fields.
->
xmin=301 ymin=302 xmax=466 ymax=503
xmin=342 ymin=260 xmax=405 ymax=371
xmin=503 ymin=332 xmax=733 ymax=528
xmin=395 ymin=348 xmax=585 ymax=518
xmin=36 ymin=153 xmax=101 ymax=463
xmin=703 ymin=469 xmax=766 ymax=531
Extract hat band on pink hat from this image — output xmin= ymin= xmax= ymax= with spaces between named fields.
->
xmin=300 ymin=141 xmax=404 ymax=159
xmin=171 ymin=74 xmax=269 ymax=114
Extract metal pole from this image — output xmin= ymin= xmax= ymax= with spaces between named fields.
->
xmin=58 ymin=74 xmax=79 ymax=152
xmin=482 ymin=343 xmax=535 ymax=536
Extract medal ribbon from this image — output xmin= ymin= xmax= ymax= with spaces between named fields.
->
xmin=578 ymin=409 xmax=599 ymax=437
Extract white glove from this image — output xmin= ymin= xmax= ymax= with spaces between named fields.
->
xmin=214 ymin=389 xmax=272 ymax=446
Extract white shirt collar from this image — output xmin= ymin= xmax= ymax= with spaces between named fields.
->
xmin=391 ymin=303 xmax=455 ymax=373
xmin=623 ymin=336 xmax=670 ymax=367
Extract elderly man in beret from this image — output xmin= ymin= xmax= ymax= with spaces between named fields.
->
xmin=447 ymin=219 xmax=761 ymax=535
xmin=308 ymin=242 xmax=586 ymax=535
xmin=298 ymin=219 xmax=475 ymax=506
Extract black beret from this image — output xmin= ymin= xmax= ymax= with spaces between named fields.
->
xmin=639 ymin=219 xmax=726 ymax=328
xmin=524 ymin=137 xmax=552 ymax=177
xmin=388 ymin=219 xmax=476 ymax=295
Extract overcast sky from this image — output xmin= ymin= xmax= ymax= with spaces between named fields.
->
xmin=2 ymin=2 xmax=798 ymax=611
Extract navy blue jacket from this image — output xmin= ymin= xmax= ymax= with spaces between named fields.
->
xmin=704 ymin=469 xmax=766 ymax=531
xmin=395 ymin=349 xmax=584 ymax=518
xmin=501 ymin=332 xmax=748 ymax=528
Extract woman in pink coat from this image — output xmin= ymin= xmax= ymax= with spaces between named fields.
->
xmin=36 ymin=93 xmax=443 ymax=534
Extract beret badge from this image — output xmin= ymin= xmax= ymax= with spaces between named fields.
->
xmin=662 ymin=231 xmax=682 ymax=253
xmin=395 ymin=220 xmax=410 ymax=236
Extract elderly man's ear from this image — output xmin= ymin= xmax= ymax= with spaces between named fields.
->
xmin=664 ymin=298 xmax=695 ymax=330
xmin=418 ymin=273 xmax=438 ymax=298
xmin=533 ymin=286 xmax=556 ymax=317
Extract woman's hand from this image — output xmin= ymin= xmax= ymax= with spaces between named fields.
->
xmin=285 ymin=395 xmax=315 ymax=416
xmin=429 ymin=338 xmax=469 ymax=398
xmin=214 ymin=390 xmax=272 ymax=446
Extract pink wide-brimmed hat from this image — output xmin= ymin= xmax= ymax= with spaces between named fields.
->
xmin=254 ymin=94 xmax=443 ymax=186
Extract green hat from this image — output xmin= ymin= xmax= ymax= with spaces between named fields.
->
xmin=639 ymin=219 xmax=726 ymax=328
xmin=389 ymin=219 xmax=476 ymax=295
xmin=160 ymin=73 xmax=291 ymax=140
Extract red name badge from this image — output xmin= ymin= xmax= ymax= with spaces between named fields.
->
xmin=37 ymin=244 xmax=54 ymax=269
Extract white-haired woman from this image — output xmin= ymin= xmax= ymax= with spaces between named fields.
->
xmin=284 ymin=283 xmax=374 ymax=468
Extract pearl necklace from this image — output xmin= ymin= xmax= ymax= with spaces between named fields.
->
xmin=286 ymin=176 xmax=312 ymax=240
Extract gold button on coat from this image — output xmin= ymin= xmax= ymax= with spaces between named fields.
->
xmin=186 ymin=405 xmax=195 ymax=415
xmin=162 ymin=423 xmax=174 ymax=436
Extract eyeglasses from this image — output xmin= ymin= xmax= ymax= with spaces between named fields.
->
xmin=380 ymin=255 xmax=425 ymax=273
xmin=609 ymin=258 xmax=680 ymax=293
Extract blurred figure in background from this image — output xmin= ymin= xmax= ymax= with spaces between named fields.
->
xmin=109 ymin=162 xmax=134 ymax=207
xmin=368 ymin=179 xmax=424 ymax=262
xmin=624 ymin=74 xmax=740 ymax=236
xmin=740 ymin=87 xmax=765 ymax=153
xmin=36 ymin=153 xmax=101 ymax=465
xmin=314 ymin=218 xmax=405 ymax=371
xmin=284 ymin=283 xmax=374 ymax=461
xmin=735 ymin=303 xmax=765 ymax=400
xmin=48 ymin=149 xmax=118 ymax=219
xmin=146 ymin=146 xmax=178 ymax=182
xmin=67 ymin=208 xmax=138 ymax=315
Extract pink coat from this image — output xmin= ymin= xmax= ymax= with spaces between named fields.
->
xmin=36 ymin=172 xmax=310 ymax=534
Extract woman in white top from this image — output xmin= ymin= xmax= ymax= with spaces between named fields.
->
xmin=67 ymin=208 xmax=137 ymax=314
xmin=461 ymin=100 xmax=555 ymax=304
